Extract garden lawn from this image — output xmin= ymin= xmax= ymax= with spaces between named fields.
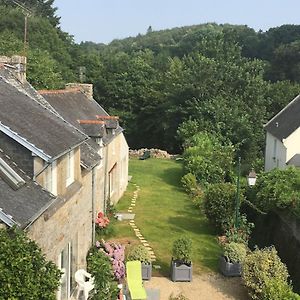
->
xmin=113 ymin=158 xmax=221 ymax=276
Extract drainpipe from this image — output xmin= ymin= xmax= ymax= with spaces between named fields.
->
xmin=103 ymin=144 xmax=109 ymax=213
xmin=92 ymin=166 xmax=96 ymax=245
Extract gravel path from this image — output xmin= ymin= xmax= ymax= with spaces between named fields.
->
xmin=144 ymin=274 xmax=250 ymax=300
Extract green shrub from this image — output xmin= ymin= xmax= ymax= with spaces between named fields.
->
xmin=183 ymin=132 xmax=234 ymax=185
xmin=181 ymin=173 xmax=198 ymax=194
xmin=87 ymin=248 xmax=118 ymax=300
xmin=127 ymin=245 xmax=151 ymax=264
xmin=262 ymin=277 xmax=300 ymax=300
xmin=181 ymin=173 xmax=204 ymax=207
xmin=225 ymin=214 xmax=254 ymax=244
xmin=203 ymin=182 xmax=244 ymax=232
xmin=223 ymin=242 xmax=247 ymax=263
xmin=0 ymin=227 xmax=61 ymax=300
xmin=172 ymin=237 xmax=192 ymax=263
xmin=242 ymin=246 xmax=290 ymax=300
xmin=255 ymin=167 xmax=300 ymax=217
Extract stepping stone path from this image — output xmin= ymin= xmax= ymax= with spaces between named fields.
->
xmin=128 ymin=183 xmax=157 ymax=262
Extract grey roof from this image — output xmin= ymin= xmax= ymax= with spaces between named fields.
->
xmin=40 ymin=89 xmax=108 ymax=137
xmin=0 ymin=73 xmax=87 ymax=162
xmin=287 ymin=154 xmax=300 ymax=167
xmin=0 ymin=150 xmax=56 ymax=228
xmin=264 ymin=94 xmax=300 ymax=140
xmin=80 ymin=140 xmax=101 ymax=170
xmin=0 ymin=67 xmax=58 ymax=114
xmin=40 ymin=88 xmax=124 ymax=146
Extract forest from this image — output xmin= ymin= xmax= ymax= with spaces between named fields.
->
xmin=1 ymin=0 xmax=300 ymax=165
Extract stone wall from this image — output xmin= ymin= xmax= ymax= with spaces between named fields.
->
xmin=105 ymin=133 xmax=129 ymax=206
xmin=249 ymin=209 xmax=300 ymax=292
xmin=129 ymin=148 xmax=176 ymax=159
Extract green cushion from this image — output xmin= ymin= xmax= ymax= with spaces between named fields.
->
xmin=126 ymin=261 xmax=147 ymax=299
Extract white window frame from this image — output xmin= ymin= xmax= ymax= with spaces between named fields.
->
xmin=66 ymin=150 xmax=74 ymax=187
xmin=57 ymin=242 xmax=73 ymax=300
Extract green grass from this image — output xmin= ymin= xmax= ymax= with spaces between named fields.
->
xmin=112 ymin=158 xmax=221 ymax=276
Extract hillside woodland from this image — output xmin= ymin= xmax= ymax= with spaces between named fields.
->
xmin=1 ymin=0 xmax=300 ymax=164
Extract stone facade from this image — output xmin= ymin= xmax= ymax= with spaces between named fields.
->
xmin=105 ymin=133 xmax=129 ymax=206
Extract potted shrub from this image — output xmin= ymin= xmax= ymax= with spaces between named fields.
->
xmin=219 ymin=242 xmax=247 ymax=277
xmin=171 ymin=237 xmax=192 ymax=282
xmin=127 ymin=245 xmax=152 ymax=280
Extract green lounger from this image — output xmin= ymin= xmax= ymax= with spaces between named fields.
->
xmin=126 ymin=261 xmax=147 ymax=300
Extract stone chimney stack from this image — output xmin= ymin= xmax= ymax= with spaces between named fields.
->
xmin=0 ymin=55 xmax=27 ymax=83
xmin=65 ymin=83 xmax=93 ymax=99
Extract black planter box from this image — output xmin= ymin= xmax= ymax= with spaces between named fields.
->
xmin=142 ymin=262 xmax=152 ymax=280
xmin=170 ymin=259 xmax=192 ymax=282
xmin=219 ymin=255 xmax=242 ymax=277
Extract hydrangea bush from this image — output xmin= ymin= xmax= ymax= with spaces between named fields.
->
xmin=96 ymin=239 xmax=125 ymax=281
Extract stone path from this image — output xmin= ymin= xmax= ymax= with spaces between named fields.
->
xmin=128 ymin=183 xmax=157 ymax=261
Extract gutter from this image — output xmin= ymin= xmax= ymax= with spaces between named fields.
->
xmin=92 ymin=166 xmax=96 ymax=244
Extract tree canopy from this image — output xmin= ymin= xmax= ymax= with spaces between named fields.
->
xmin=1 ymin=0 xmax=300 ymax=164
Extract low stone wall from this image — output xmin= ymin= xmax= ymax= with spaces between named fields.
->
xmin=129 ymin=148 xmax=176 ymax=159
xmin=249 ymin=209 xmax=300 ymax=292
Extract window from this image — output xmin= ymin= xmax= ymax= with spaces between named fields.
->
xmin=44 ymin=161 xmax=57 ymax=195
xmin=57 ymin=241 xmax=76 ymax=300
xmin=66 ymin=150 xmax=74 ymax=187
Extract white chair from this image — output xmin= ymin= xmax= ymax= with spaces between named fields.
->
xmin=75 ymin=269 xmax=95 ymax=300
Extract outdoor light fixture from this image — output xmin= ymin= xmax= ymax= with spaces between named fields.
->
xmin=247 ymin=169 xmax=257 ymax=187
xmin=235 ymin=159 xmax=257 ymax=229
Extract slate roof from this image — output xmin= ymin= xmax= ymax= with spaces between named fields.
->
xmin=39 ymin=89 xmax=124 ymax=145
xmin=40 ymin=89 xmax=108 ymax=137
xmin=287 ymin=154 xmax=300 ymax=167
xmin=80 ymin=140 xmax=101 ymax=170
xmin=0 ymin=71 xmax=88 ymax=162
xmin=0 ymin=149 xmax=57 ymax=228
xmin=264 ymin=94 xmax=300 ymax=140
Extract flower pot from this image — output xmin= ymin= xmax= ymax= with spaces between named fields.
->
xmin=170 ymin=259 xmax=192 ymax=282
xmin=219 ymin=255 xmax=242 ymax=277
xmin=141 ymin=262 xmax=152 ymax=280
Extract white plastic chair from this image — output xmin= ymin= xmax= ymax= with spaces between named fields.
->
xmin=75 ymin=269 xmax=95 ymax=300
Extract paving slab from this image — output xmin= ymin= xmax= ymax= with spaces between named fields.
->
xmin=115 ymin=213 xmax=135 ymax=220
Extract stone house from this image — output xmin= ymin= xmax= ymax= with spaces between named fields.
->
xmin=39 ymin=83 xmax=129 ymax=207
xmin=264 ymin=94 xmax=300 ymax=171
xmin=0 ymin=56 xmax=128 ymax=299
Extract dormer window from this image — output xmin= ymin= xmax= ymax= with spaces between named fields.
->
xmin=66 ymin=150 xmax=74 ymax=187
xmin=44 ymin=161 xmax=57 ymax=195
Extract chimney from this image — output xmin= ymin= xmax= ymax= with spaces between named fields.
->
xmin=0 ymin=55 xmax=27 ymax=83
xmin=65 ymin=83 xmax=93 ymax=99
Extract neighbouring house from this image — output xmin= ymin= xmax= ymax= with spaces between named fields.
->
xmin=264 ymin=94 xmax=300 ymax=171
xmin=39 ymin=84 xmax=129 ymax=208
xmin=0 ymin=56 xmax=128 ymax=300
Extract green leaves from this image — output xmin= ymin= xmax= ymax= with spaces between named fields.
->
xmin=0 ymin=227 xmax=61 ymax=299
xmin=87 ymin=248 xmax=118 ymax=300
xmin=254 ymin=167 xmax=300 ymax=216
xmin=183 ymin=132 xmax=234 ymax=185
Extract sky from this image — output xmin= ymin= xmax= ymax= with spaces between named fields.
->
xmin=54 ymin=0 xmax=300 ymax=45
